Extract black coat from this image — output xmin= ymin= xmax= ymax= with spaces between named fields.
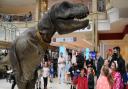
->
xmin=109 ymin=55 xmax=126 ymax=76
xmin=86 ymin=59 xmax=94 ymax=67
xmin=88 ymin=73 xmax=94 ymax=89
xmin=96 ymin=56 xmax=104 ymax=78
xmin=76 ymin=54 xmax=85 ymax=70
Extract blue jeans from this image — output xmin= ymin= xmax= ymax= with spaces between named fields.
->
xmin=58 ymin=67 xmax=65 ymax=83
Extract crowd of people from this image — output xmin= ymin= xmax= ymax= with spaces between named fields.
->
xmin=33 ymin=46 xmax=128 ymax=89
xmin=4 ymin=46 xmax=128 ymax=89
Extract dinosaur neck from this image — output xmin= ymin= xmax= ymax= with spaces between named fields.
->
xmin=37 ymin=13 xmax=55 ymax=43
xmin=38 ymin=12 xmax=54 ymax=30
xmin=35 ymin=31 xmax=49 ymax=49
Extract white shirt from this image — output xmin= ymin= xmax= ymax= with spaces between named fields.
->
xmin=71 ymin=55 xmax=76 ymax=64
xmin=42 ymin=67 xmax=49 ymax=77
xmin=58 ymin=56 xmax=66 ymax=68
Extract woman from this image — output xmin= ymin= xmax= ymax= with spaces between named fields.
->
xmin=96 ymin=65 xmax=113 ymax=89
xmin=42 ymin=62 xmax=49 ymax=89
xmin=104 ymin=59 xmax=110 ymax=67
xmin=110 ymin=61 xmax=124 ymax=89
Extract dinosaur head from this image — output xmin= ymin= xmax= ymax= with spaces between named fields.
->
xmin=50 ymin=1 xmax=89 ymax=34
xmin=38 ymin=1 xmax=89 ymax=43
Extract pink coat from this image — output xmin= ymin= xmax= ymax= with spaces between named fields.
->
xmin=96 ymin=75 xmax=111 ymax=89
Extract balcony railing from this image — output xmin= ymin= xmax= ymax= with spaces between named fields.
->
xmin=0 ymin=20 xmax=38 ymax=42
xmin=0 ymin=21 xmax=17 ymax=42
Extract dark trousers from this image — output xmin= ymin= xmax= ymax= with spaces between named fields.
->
xmin=70 ymin=85 xmax=76 ymax=89
xmin=11 ymin=80 xmax=16 ymax=89
xmin=43 ymin=77 xmax=48 ymax=89
xmin=89 ymin=88 xmax=94 ymax=89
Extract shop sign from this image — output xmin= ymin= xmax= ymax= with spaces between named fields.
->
xmin=52 ymin=37 xmax=77 ymax=43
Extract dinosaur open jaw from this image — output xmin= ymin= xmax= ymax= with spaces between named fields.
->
xmin=73 ymin=17 xmax=88 ymax=22
xmin=57 ymin=13 xmax=89 ymax=22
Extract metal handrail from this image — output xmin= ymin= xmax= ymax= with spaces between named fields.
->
xmin=0 ymin=21 xmax=38 ymax=28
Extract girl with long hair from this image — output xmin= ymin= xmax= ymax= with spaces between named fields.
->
xmin=96 ymin=65 xmax=113 ymax=89
xmin=110 ymin=61 xmax=124 ymax=89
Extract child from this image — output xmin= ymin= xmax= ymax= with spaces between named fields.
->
xmin=36 ymin=64 xmax=43 ymax=89
xmin=104 ymin=59 xmax=110 ymax=67
xmin=42 ymin=62 xmax=49 ymax=89
xmin=49 ymin=62 xmax=54 ymax=83
xmin=87 ymin=67 xmax=94 ymax=89
xmin=69 ymin=63 xmax=80 ymax=89
xmin=73 ymin=68 xmax=88 ymax=89
xmin=110 ymin=61 xmax=124 ymax=89
xmin=96 ymin=65 xmax=113 ymax=89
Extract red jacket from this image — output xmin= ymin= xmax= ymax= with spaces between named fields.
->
xmin=73 ymin=76 xmax=88 ymax=89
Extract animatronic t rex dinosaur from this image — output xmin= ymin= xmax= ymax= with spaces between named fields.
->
xmin=5 ymin=1 xmax=89 ymax=89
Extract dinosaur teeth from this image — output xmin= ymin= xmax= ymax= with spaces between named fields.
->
xmin=74 ymin=17 xmax=87 ymax=21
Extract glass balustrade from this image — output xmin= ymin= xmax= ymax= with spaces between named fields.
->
xmin=0 ymin=21 xmax=17 ymax=42
xmin=0 ymin=21 xmax=38 ymax=42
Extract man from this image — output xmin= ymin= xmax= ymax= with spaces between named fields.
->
xmin=109 ymin=46 xmax=126 ymax=77
xmin=76 ymin=52 xmax=85 ymax=70
xmin=96 ymin=53 xmax=104 ymax=79
xmin=71 ymin=51 xmax=77 ymax=64
xmin=58 ymin=53 xmax=66 ymax=83
xmin=10 ymin=71 xmax=16 ymax=89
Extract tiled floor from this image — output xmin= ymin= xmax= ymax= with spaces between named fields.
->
xmin=0 ymin=76 xmax=98 ymax=89
xmin=0 ymin=79 xmax=18 ymax=89
xmin=36 ymin=78 xmax=71 ymax=89
xmin=0 ymin=78 xmax=71 ymax=89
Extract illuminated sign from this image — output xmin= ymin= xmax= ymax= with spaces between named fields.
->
xmin=52 ymin=37 xmax=77 ymax=43
xmin=59 ymin=46 xmax=66 ymax=56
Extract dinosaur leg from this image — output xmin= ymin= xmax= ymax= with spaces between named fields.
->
xmin=14 ymin=73 xmax=27 ymax=89
xmin=15 ymin=73 xmax=37 ymax=89
xmin=26 ymin=79 xmax=36 ymax=89
xmin=16 ymin=80 xmax=27 ymax=89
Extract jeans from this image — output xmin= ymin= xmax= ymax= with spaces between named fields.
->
xmin=58 ymin=67 xmax=65 ymax=83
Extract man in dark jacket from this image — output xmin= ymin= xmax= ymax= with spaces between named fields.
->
xmin=96 ymin=53 xmax=104 ymax=79
xmin=109 ymin=46 xmax=126 ymax=77
xmin=76 ymin=52 xmax=85 ymax=70
xmin=10 ymin=72 xmax=16 ymax=89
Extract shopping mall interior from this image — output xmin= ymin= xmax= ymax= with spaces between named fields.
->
xmin=0 ymin=0 xmax=128 ymax=89
xmin=0 ymin=0 xmax=128 ymax=61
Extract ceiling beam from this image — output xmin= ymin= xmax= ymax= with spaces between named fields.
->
xmin=99 ymin=24 xmax=128 ymax=40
